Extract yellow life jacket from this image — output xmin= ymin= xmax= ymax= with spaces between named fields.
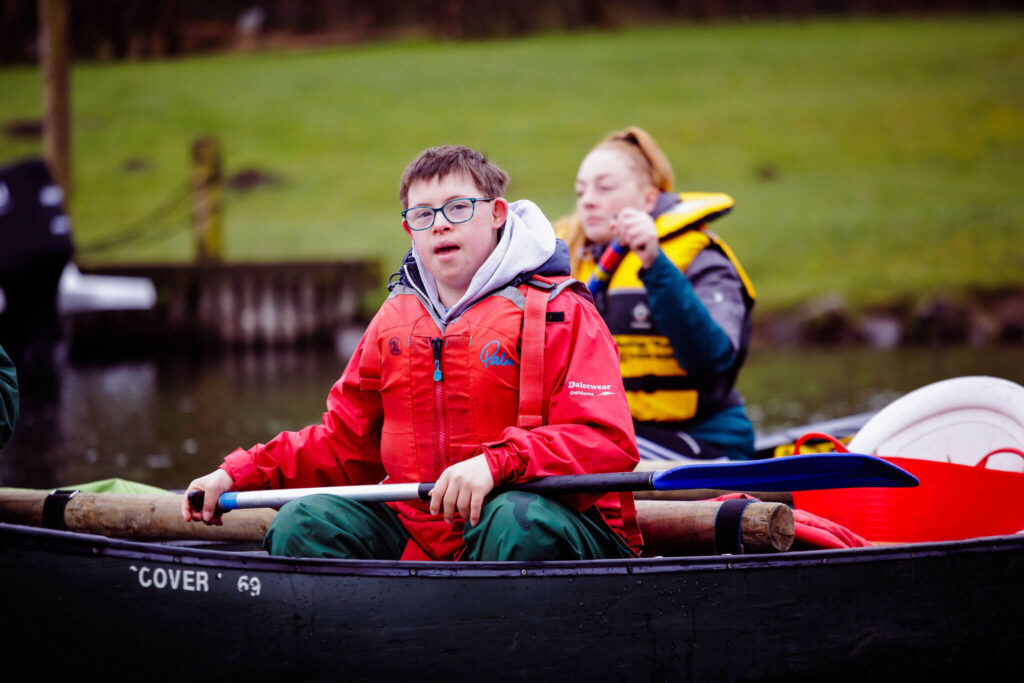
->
xmin=576 ymin=192 xmax=756 ymax=423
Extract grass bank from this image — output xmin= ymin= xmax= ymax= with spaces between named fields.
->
xmin=1 ymin=16 xmax=1022 ymax=311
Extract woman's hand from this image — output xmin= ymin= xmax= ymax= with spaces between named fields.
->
xmin=181 ymin=469 xmax=234 ymax=525
xmin=614 ymin=207 xmax=660 ymax=268
xmin=429 ymin=454 xmax=495 ymax=526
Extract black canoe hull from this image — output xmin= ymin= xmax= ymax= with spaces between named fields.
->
xmin=1 ymin=522 xmax=1021 ymax=681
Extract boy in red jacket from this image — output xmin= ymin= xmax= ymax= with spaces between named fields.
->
xmin=182 ymin=146 xmax=642 ymax=561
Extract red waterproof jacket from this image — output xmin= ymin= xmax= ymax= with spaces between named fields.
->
xmin=221 ymin=262 xmax=643 ymax=560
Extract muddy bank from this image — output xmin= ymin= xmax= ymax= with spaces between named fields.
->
xmin=752 ymin=288 xmax=1024 ymax=348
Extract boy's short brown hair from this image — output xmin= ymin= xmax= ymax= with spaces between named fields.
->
xmin=399 ymin=145 xmax=509 ymax=208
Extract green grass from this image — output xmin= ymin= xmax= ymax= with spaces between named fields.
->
xmin=1 ymin=16 xmax=1022 ymax=311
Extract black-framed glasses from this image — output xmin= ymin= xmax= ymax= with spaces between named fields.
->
xmin=401 ymin=197 xmax=494 ymax=231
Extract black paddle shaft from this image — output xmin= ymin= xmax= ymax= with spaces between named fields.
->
xmin=415 ymin=471 xmax=654 ymax=501
xmin=500 ymin=470 xmax=655 ymax=496
xmin=415 ymin=473 xmax=655 ymax=499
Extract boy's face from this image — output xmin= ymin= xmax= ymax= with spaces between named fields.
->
xmin=404 ymin=173 xmax=507 ymax=307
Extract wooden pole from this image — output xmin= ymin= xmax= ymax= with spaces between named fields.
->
xmin=0 ymin=490 xmax=794 ymax=554
xmin=192 ymin=136 xmax=224 ymax=262
xmin=40 ymin=0 xmax=72 ymax=199
xmin=637 ymin=499 xmax=794 ymax=555
xmin=0 ymin=490 xmax=274 ymax=542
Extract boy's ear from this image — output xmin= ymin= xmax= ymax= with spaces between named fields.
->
xmin=491 ymin=198 xmax=509 ymax=229
xmin=402 ymin=219 xmax=412 ymax=237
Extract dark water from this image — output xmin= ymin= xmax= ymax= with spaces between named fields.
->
xmin=1 ymin=344 xmax=1022 ymax=489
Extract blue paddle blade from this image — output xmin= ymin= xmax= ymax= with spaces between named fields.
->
xmin=652 ymin=453 xmax=919 ymax=492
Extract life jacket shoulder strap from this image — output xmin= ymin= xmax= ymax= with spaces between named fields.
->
xmin=517 ymin=274 xmax=644 ymax=553
xmin=517 ymin=275 xmax=555 ymax=428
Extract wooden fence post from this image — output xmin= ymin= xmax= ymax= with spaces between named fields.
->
xmin=40 ymin=0 xmax=71 ymax=201
xmin=191 ymin=137 xmax=223 ymax=263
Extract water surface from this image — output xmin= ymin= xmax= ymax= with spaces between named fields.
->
xmin=2 ymin=345 xmax=1021 ymax=489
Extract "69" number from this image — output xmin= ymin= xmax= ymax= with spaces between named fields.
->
xmin=237 ymin=575 xmax=262 ymax=597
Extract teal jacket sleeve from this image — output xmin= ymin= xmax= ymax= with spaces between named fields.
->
xmin=0 ymin=344 xmax=18 ymax=448
xmin=638 ymin=249 xmax=739 ymax=377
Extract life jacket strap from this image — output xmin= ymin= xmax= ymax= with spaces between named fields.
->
xmin=516 ymin=274 xmax=644 ymax=555
xmin=517 ymin=276 xmax=552 ymax=428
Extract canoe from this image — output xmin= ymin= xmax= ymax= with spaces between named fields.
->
xmin=2 ymin=520 xmax=1022 ymax=680
xmin=5 ymin=377 xmax=1022 ymax=679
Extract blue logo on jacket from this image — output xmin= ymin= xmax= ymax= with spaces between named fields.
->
xmin=480 ymin=340 xmax=514 ymax=368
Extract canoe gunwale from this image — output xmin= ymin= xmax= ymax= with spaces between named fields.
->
xmin=4 ymin=521 xmax=1022 ymax=578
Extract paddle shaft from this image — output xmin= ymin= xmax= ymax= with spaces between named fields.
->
xmin=188 ymin=471 xmax=655 ymax=512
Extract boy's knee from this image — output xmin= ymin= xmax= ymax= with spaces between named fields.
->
xmin=263 ymin=497 xmax=323 ymax=557
xmin=464 ymin=491 xmax=568 ymax=561
xmin=264 ymin=495 xmax=407 ymax=559
xmin=483 ymin=491 xmax=550 ymax=531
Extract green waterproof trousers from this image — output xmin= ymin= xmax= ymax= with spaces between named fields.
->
xmin=263 ymin=490 xmax=633 ymax=561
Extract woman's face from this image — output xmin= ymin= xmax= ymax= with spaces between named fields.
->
xmin=575 ymin=148 xmax=656 ymax=244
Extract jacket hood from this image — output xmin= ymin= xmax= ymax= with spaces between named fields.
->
xmin=391 ymin=199 xmax=569 ymax=323
xmin=651 ymin=191 xmax=682 ymax=219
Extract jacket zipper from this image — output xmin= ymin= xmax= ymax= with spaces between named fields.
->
xmin=431 ymin=337 xmax=450 ymax=472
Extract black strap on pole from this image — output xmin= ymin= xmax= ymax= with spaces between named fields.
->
xmin=714 ymin=497 xmax=753 ymax=555
xmin=42 ymin=489 xmax=79 ymax=530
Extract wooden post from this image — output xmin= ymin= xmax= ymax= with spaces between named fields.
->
xmin=40 ymin=0 xmax=72 ymax=200
xmin=637 ymin=499 xmax=795 ymax=555
xmin=192 ymin=136 xmax=224 ymax=263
